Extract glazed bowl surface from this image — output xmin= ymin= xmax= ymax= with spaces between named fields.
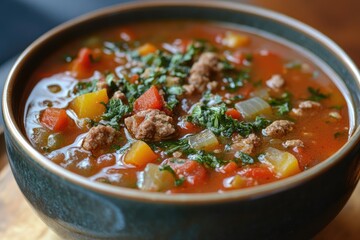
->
xmin=2 ymin=1 xmax=360 ymax=239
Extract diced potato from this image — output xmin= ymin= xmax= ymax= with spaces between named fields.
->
xmin=137 ymin=43 xmax=157 ymax=56
xmin=261 ymin=147 xmax=301 ymax=178
xmin=124 ymin=140 xmax=158 ymax=167
xmin=188 ymin=129 xmax=219 ymax=151
xmin=221 ymin=31 xmax=250 ymax=48
xmin=235 ymin=97 xmax=272 ymax=120
xmin=70 ymin=89 xmax=108 ymax=121
xmin=140 ymin=163 xmax=175 ymax=191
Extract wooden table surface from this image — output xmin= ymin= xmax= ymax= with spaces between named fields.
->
xmin=1 ymin=0 xmax=360 ymax=239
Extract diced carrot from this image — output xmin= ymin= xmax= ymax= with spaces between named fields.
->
xmin=221 ymin=31 xmax=250 ymax=48
xmin=170 ymin=160 xmax=207 ymax=186
xmin=124 ymin=140 xmax=158 ymax=167
xmin=252 ymin=51 xmax=284 ymax=82
xmin=225 ymin=108 xmax=242 ymax=120
xmin=242 ymin=167 xmax=275 ymax=180
xmin=40 ymin=108 xmax=69 ymax=132
xmin=71 ymin=48 xmax=93 ymax=79
xmin=222 ymin=161 xmax=238 ymax=174
xmin=134 ymin=86 xmax=164 ymax=112
xmin=137 ymin=43 xmax=157 ymax=56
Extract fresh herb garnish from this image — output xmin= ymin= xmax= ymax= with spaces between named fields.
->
xmin=235 ymin=151 xmax=255 ymax=165
xmin=159 ymin=164 xmax=185 ymax=187
xmin=188 ymin=150 xmax=225 ymax=168
xmin=101 ymin=99 xmax=132 ymax=130
xmin=269 ymin=92 xmax=292 ymax=115
xmin=187 ymin=103 xmax=270 ymax=137
xmin=223 ymin=69 xmax=250 ymax=92
xmin=308 ymin=87 xmax=329 ymax=102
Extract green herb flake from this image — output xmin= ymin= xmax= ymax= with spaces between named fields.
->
xmin=102 ymin=99 xmax=132 ymax=129
xmin=269 ymin=92 xmax=292 ymax=116
xmin=308 ymin=87 xmax=329 ymax=102
xmin=235 ymin=151 xmax=255 ymax=166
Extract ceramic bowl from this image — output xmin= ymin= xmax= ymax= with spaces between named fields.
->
xmin=2 ymin=1 xmax=360 ymax=239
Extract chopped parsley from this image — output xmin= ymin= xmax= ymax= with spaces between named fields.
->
xmin=187 ymin=103 xmax=270 ymax=137
xmin=269 ymin=92 xmax=292 ymax=115
xmin=159 ymin=164 xmax=185 ymax=187
xmin=308 ymin=87 xmax=329 ymax=102
xmin=101 ymin=99 xmax=132 ymax=130
xmin=235 ymin=151 xmax=255 ymax=166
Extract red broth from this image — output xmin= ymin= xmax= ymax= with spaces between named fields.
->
xmin=24 ymin=21 xmax=349 ymax=193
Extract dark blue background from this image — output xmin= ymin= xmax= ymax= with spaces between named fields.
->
xmin=0 ymin=0 xmax=131 ymax=126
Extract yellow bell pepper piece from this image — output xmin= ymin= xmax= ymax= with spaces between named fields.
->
xmin=70 ymin=89 xmax=108 ymax=121
xmin=124 ymin=140 xmax=158 ymax=167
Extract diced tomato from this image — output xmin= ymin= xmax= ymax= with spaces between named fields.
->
xmin=222 ymin=161 xmax=238 ymax=174
xmin=292 ymin=146 xmax=312 ymax=170
xmin=71 ymin=48 xmax=93 ymax=79
xmin=170 ymin=160 xmax=207 ymax=186
xmin=242 ymin=167 xmax=275 ymax=181
xmin=40 ymin=108 xmax=69 ymax=132
xmin=134 ymin=86 xmax=164 ymax=112
xmin=252 ymin=51 xmax=284 ymax=82
xmin=225 ymin=108 xmax=242 ymax=120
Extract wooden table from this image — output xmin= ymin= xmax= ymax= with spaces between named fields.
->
xmin=1 ymin=0 xmax=360 ymax=239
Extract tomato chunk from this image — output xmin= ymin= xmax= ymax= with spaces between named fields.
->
xmin=169 ymin=160 xmax=207 ymax=186
xmin=134 ymin=86 xmax=164 ymax=112
xmin=40 ymin=108 xmax=69 ymax=132
xmin=71 ymin=48 xmax=94 ymax=79
xmin=225 ymin=108 xmax=242 ymax=120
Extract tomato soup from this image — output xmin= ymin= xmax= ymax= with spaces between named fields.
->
xmin=24 ymin=21 xmax=349 ymax=193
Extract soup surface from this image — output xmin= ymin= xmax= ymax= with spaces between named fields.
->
xmin=24 ymin=21 xmax=349 ymax=193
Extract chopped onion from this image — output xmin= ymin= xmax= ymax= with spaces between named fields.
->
xmin=250 ymin=88 xmax=269 ymax=100
xmin=235 ymin=97 xmax=272 ymax=120
xmin=188 ymin=129 xmax=219 ymax=151
xmin=139 ymin=163 xmax=175 ymax=192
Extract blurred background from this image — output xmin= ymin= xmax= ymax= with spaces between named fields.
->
xmin=0 ymin=0 xmax=359 ymax=239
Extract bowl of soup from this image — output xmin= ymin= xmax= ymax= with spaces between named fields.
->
xmin=2 ymin=1 xmax=360 ymax=239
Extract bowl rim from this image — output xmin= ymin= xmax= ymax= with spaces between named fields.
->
xmin=3 ymin=0 xmax=360 ymax=204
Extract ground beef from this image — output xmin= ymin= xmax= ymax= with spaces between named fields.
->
xmin=282 ymin=139 xmax=304 ymax=148
xmin=82 ymin=125 xmax=118 ymax=151
xmin=264 ymin=120 xmax=294 ymax=137
xmin=185 ymin=52 xmax=221 ymax=93
xmin=124 ymin=109 xmax=176 ymax=141
xmin=298 ymin=100 xmax=321 ymax=109
xmin=231 ymin=133 xmax=261 ymax=155
xmin=266 ymin=74 xmax=285 ymax=90
xmin=291 ymin=100 xmax=321 ymax=117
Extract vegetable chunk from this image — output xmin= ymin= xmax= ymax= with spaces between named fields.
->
xmin=261 ymin=147 xmax=301 ymax=178
xmin=40 ymin=108 xmax=69 ymax=132
xmin=70 ymin=89 xmax=108 ymax=121
xmin=124 ymin=140 xmax=158 ymax=167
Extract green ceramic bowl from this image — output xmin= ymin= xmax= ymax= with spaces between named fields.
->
xmin=2 ymin=1 xmax=360 ymax=239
